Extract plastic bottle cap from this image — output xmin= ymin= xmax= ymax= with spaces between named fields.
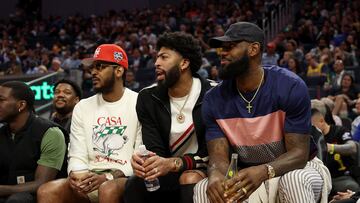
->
xmin=138 ymin=145 xmax=147 ymax=155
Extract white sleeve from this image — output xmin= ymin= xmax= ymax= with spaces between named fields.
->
xmin=67 ymin=102 xmax=89 ymax=174
xmin=134 ymin=120 xmax=142 ymax=151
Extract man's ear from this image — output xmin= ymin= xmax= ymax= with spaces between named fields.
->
xmin=115 ymin=66 xmax=124 ymax=78
xmin=180 ymin=59 xmax=190 ymax=72
xmin=249 ymin=42 xmax=261 ymax=57
xmin=17 ymin=100 xmax=27 ymax=112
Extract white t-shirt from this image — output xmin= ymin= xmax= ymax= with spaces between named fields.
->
xmin=169 ymin=78 xmax=201 ymax=156
xmin=68 ymin=88 xmax=142 ymax=176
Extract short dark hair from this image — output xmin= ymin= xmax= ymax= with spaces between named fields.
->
xmin=54 ymin=79 xmax=83 ymax=98
xmin=1 ymin=81 xmax=35 ymax=112
xmin=156 ymin=32 xmax=202 ymax=75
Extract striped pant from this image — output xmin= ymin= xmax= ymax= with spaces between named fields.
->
xmin=194 ymin=160 xmax=327 ymax=203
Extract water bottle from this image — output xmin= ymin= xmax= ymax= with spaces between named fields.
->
xmin=138 ymin=145 xmax=160 ymax=192
xmin=224 ymin=153 xmax=238 ymax=203
xmin=225 ymin=153 xmax=238 ymax=181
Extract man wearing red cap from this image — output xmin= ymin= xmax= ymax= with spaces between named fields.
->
xmin=37 ymin=44 xmax=142 ymax=203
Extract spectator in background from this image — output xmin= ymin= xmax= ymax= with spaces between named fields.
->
xmin=330 ymin=189 xmax=360 ymax=203
xmin=62 ymin=51 xmax=81 ymax=70
xmin=209 ymin=66 xmax=219 ymax=82
xmin=0 ymin=81 xmax=66 ymax=203
xmin=278 ymin=51 xmax=293 ymax=68
xmin=329 ymin=73 xmax=359 ymax=118
xmin=334 ymin=47 xmax=357 ymax=68
xmin=287 ymin=56 xmax=304 ymax=77
xmin=0 ymin=51 xmax=21 ymax=75
xmin=321 ymin=97 xmax=343 ymax=126
xmin=125 ymin=70 xmax=140 ymax=92
xmin=285 ymin=39 xmax=304 ymax=62
xmin=351 ymin=99 xmax=360 ymax=137
xmin=329 ymin=59 xmax=346 ymax=90
xmin=144 ymin=26 xmax=157 ymax=46
xmin=49 ymin=58 xmax=64 ymax=73
xmin=306 ymin=52 xmax=328 ymax=77
xmin=50 ymin=79 xmax=82 ymax=179
xmin=339 ymin=41 xmax=358 ymax=67
xmin=312 ymin=99 xmax=336 ymax=125
xmin=262 ymin=42 xmax=279 ymax=65
xmin=310 ymin=36 xmax=332 ymax=60
xmin=311 ymin=108 xmax=360 ymax=194
xmin=51 ymin=79 xmax=82 ymax=135
xmin=128 ymin=48 xmax=142 ymax=72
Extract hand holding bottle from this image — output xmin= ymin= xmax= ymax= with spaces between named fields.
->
xmin=224 ymin=164 xmax=269 ymax=203
xmin=131 ymin=146 xmax=156 ymax=178
xmin=138 ymin=145 xmax=161 ymax=192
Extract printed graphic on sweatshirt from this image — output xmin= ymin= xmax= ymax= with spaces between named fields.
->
xmin=92 ymin=123 xmax=128 ymax=157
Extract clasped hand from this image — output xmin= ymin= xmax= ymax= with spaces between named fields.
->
xmin=131 ymin=150 xmax=173 ymax=180
xmin=69 ymin=171 xmax=106 ymax=195
xmin=207 ymin=165 xmax=268 ymax=203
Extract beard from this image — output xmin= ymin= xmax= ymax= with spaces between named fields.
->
xmin=94 ymin=71 xmax=116 ymax=94
xmin=219 ymin=54 xmax=250 ymax=80
xmin=158 ymin=64 xmax=181 ymax=88
xmin=54 ymin=104 xmax=73 ymax=115
xmin=0 ymin=106 xmax=20 ymax=123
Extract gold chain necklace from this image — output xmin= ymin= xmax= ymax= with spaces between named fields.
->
xmin=237 ymin=70 xmax=264 ymax=113
xmin=171 ymin=79 xmax=193 ymax=123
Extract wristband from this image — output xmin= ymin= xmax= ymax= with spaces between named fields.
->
xmin=329 ymin=144 xmax=335 ymax=155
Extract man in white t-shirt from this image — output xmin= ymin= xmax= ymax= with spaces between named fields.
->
xmin=37 ymin=44 xmax=142 ymax=203
xmin=125 ymin=32 xmax=216 ymax=203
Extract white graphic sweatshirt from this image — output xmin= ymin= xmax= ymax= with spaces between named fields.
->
xmin=68 ymin=88 xmax=142 ymax=176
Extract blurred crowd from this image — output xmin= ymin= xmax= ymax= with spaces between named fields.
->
xmin=0 ymin=0 xmax=277 ymax=88
xmin=0 ymin=0 xmax=359 ymax=112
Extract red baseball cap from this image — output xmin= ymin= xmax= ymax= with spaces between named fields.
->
xmin=82 ymin=44 xmax=128 ymax=69
xmin=266 ymin=42 xmax=276 ymax=49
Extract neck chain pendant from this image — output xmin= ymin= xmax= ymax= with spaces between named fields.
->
xmin=246 ymin=102 xmax=252 ymax=113
xmin=176 ymin=113 xmax=185 ymax=123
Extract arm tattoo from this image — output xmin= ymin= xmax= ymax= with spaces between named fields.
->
xmin=207 ymin=138 xmax=230 ymax=176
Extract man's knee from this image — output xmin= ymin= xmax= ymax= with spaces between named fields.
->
xmin=99 ymin=181 xmax=115 ymax=198
xmin=280 ymin=170 xmax=308 ymax=188
xmin=37 ymin=178 xmax=69 ymax=201
xmin=179 ymin=170 xmax=206 ymax=185
xmin=99 ymin=178 xmax=126 ymax=198
xmin=279 ymin=168 xmax=323 ymax=201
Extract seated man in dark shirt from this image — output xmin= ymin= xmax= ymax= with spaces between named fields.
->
xmin=51 ymin=79 xmax=82 ymax=135
xmin=311 ymin=108 xmax=360 ymax=193
xmin=0 ymin=81 xmax=66 ymax=203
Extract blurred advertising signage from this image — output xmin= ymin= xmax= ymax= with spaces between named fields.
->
xmin=26 ymin=72 xmax=60 ymax=107
xmin=30 ymin=81 xmax=54 ymax=101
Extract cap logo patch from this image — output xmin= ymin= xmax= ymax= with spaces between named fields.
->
xmin=94 ymin=47 xmax=101 ymax=58
xmin=114 ymin=52 xmax=123 ymax=62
